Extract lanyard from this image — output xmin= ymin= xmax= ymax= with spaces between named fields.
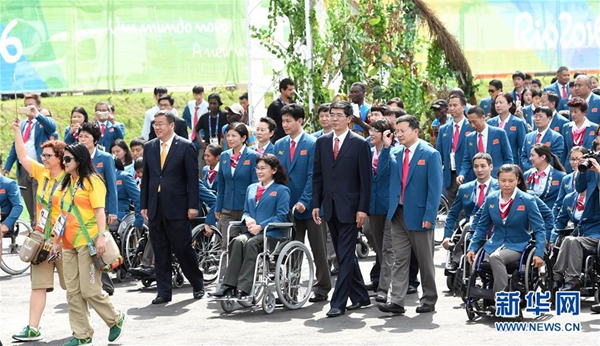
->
xmin=59 ymin=180 xmax=79 ymax=214
xmin=208 ymin=113 xmax=220 ymax=138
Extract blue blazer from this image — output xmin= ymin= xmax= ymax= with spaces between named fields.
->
xmin=202 ymin=165 xmax=219 ymax=195
xmin=443 ymin=178 xmax=498 ymax=239
xmin=479 ymin=97 xmax=492 ymax=116
xmin=522 ymin=105 xmax=535 ymax=130
xmin=386 ymin=140 xmax=443 ymax=230
xmin=459 ymin=126 xmax=513 ymax=181
xmin=198 ymin=180 xmax=217 ymax=227
xmin=140 ymin=135 xmax=199 ymax=220
xmin=96 ymin=121 xmax=125 ymax=150
xmin=254 ymin=142 xmax=275 ymax=155
xmin=552 ymin=190 xmax=600 ymax=243
xmin=312 ymin=131 xmax=371 ymax=224
xmin=242 ymin=183 xmax=291 ymax=238
xmin=0 ymin=175 xmax=24 ymax=229
xmin=553 ymin=172 xmax=575 ymax=217
xmin=468 ymin=189 xmax=546 ymax=258
xmin=63 ymin=126 xmax=79 ymax=144
xmin=585 ymin=93 xmax=600 ymax=124
xmin=548 ymin=113 xmax=569 ymax=133
xmin=487 ymin=115 xmax=527 ymax=164
xmin=216 ymin=146 xmax=259 ymax=212
xmin=520 ymin=129 xmax=564 ymax=171
xmin=312 ymin=129 xmax=325 ymax=138
xmin=369 ymin=146 xmax=392 ymax=215
xmin=274 ymin=133 xmax=315 ymax=220
xmin=544 ymin=82 xmax=571 ymax=111
xmin=115 ymin=170 xmax=143 ymax=228
xmin=436 ymin=119 xmax=474 ymax=189
xmin=524 ymin=167 xmax=566 ymax=218
xmin=5 ymin=114 xmax=57 ymax=176
xmin=93 ymin=149 xmax=118 ymax=217
xmin=574 ymin=170 xmax=600 ymax=239
xmin=562 ymin=121 xmax=598 ymax=172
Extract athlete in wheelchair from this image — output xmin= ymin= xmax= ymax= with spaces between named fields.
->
xmin=0 ymin=171 xmax=27 ymax=274
xmin=211 ymin=154 xmax=314 ymax=314
xmin=465 ymin=164 xmax=547 ymax=320
xmin=551 ymin=157 xmax=600 ymax=310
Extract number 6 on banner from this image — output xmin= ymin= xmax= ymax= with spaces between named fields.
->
xmin=0 ymin=19 xmax=23 ymax=64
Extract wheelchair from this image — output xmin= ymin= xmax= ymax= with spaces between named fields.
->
xmin=435 ymin=194 xmax=451 ymax=245
xmin=550 ymin=227 xmax=600 ymax=304
xmin=108 ymin=213 xmax=149 ymax=282
xmin=1 ymin=217 xmax=34 ymax=275
xmin=356 ymin=229 xmax=370 ymax=259
xmin=464 ymin=241 xmax=550 ymax=321
xmin=443 ymin=218 xmax=470 ymax=300
xmin=212 ymin=220 xmax=314 ymax=314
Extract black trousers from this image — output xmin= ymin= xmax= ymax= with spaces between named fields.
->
xmin=327 ymin=201 xmax=370 ymax=310
xmin=149 ymin=196 xmax=204 ymax=298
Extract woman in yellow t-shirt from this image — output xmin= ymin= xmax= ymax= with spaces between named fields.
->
xmin=50 ymin=143 xmax=126 ymax=346
xmin=10 ymin=118 xmax=66 ymax=342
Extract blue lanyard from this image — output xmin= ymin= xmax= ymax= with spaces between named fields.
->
xmin=208 ymin=113 xmax=220 ymax=138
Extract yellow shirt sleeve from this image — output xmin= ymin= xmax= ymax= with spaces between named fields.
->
xmin=87 ymin=175 xmax=106 ymax=210
xmin=29 ymin=160 xmax=45 ymax=181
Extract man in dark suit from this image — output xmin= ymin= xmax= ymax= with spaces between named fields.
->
xmin=149 ymin=95 xmax=188 ymax=140
xmin=141 ymin=110 xmax=204 ymax=304
xmin=543 ymin=66 xmax=571 ymax=111
xmin=312 ymin=100 xmax=371 ymax=317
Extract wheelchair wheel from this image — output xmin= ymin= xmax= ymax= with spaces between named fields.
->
xmin=595 ymin=288 xmax=600 ymax=304
xmin=121 ymin=225 xmax=147 ymax=270
xmin=221 ymin=299 xmax=236 ymax=313
xmin=1 ymin=219 xmax=33 ymax=275
xmin=115 ymin=268 xmax=128 ymax=283
xmin=275 ymin=241 xmax=314 ymax=310
xmin=435 ymin=195 xmax=450 ymax=245
xmin=262 ymin=290 xmax=276 ymax=315
xmin=191 ymin=225 xmax=222 ymax=284
xmin=465 ymin=269 xmax=490 ymax=321
xmin=173 ymin=272 xmax=184 ymax=288
xmin=141 ymin=278 xmax=153 ymax=288
xmin=446 ymin=274 xmax=455 ymax=291
xmin=356 ymin=236 xmax=369 ymax=259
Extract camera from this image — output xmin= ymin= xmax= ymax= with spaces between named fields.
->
xmin=577 ymin=151 xmax=600 ymax=172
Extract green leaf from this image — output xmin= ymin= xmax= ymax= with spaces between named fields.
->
xmin=368 ymin=17 xmax=381 ymax=26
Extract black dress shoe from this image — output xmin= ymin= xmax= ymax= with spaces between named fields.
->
xmin=193 ymin=289 xmax=205 ymax=300
xmin=347 ymin=299 xmax=371 ymax=311
xmin=309 ymin=293 xmax=328 ymax=302
xmin=591 ymin=304 xmax=600 ymax=313
xmin=130 ymin=266 xmax=154 ymax=277
xmin=416 ymin=303 xmax=435 ymax=313
xmin=406 ymin=286 xmax=418 ymax=294
xmin=326 ymin=308 xmax=345 ymax=317
xmin=210 ymin=286 xmax=235 ymax=298
xmin=151 ymin=296 xmax=172 ymax=304
xmin=330 ymin=268 xmax=339 ymax=276
xmin=375 ymin=295 xmax=387 ymax=303
xmin=378 ymin=302 xmax=405 ymax=314
xmin=365 ymin=282 xmax=378 ymax=291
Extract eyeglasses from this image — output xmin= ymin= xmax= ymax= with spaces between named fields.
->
xmin=488 ymin=89 xmax=496 ymax=93
xmin=329 ymin=113 xmax=346 ymax=118
xmin=153 ymin=122 xmax=169 ymax=128
xmin=63 ymin=156 xmax=74 ymax=163
xmin=41 ymin=153 xmax=56 ymax=160
xmin=570 ymin=157 xmax=583 ymax=162
xmin=255 ymin=165 xmax=270 ymax=171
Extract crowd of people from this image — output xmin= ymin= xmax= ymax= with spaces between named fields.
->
xmin=1 ymin=67 xmax=600 ymax=344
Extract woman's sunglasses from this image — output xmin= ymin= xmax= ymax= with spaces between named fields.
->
xmin=63 ymin=156 xmax=75 ymax=163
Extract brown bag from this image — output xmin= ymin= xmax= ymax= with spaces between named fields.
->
xmin=19 ymin=231 xmax=45 ymax=263
xmin=91 ymin=232 xmax=123 ymax=272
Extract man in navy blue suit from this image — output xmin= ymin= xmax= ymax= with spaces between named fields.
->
xmin=4 ymin=94 xmax=56 ymax=226
xmin=312 ymin=100 xmax=371 ymax=317
xmin=544 ymin=66 xmax=571 ymax=111
xmin=573 ymin=75 xmax=600 ymax=124
xmin=141 ymin=110 xmax=204 ymax=304
xmin=378 ymin=115 xmax=442 ymax=315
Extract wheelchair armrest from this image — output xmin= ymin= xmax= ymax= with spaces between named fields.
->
xmin=228 ymin=221 xmax=245 ymax=227
xmin=266 ymin=222 xmax=294 ymax=229
xmin=554 ymin=228 xmax=575 ymax=237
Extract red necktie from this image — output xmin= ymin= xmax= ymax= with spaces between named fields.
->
xmin=452 ymin=124 xmax=460 ymax=152
xmin=401 ymin=148 xmax=410 ymax=203
xmin=477 ymin=184 xmax=486 ymax=207
xmin=256 ymin=147 xmax=265 ymax=156
xmin=22 ymin=120 xmax=33 ymax=142
xmin=372 ymin=154 xmax=378 ymax=175
xmin=207 ymin=169 xmax=217 ymax=184
xmin=230 ymin=152 xmax=241 ymax=169
xmin=535 ymin=132 xmax=542 ymax=144
xmin=290 ymin=140 xmax=296 ymax=162
xmin=191 ymin=106 xmax=199 ymax=142
xmin=333 ymin=138 xmax=340 ymax=160
xmin=477 ymin=133 xmax=484 ymax=153
xmin=100 ymin=123 xmax=106 ymax=136
xmin=562 ymin=85 xmax=567 ymax=99
xmin=576 ymin=195 xmax=585 ymax=211
xmin=256 ymin=185 xmax=266 ymax=203
xmin=499 ymin=198 xmax=513 ymax=219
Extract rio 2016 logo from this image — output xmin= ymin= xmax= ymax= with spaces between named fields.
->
xmin=0 ymin=19 xmax=23 ymax=64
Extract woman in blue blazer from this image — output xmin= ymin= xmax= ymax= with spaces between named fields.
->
xmin=215 ymin=123 xmax=259 ymax=239
xmin=64 ymin=106 xmax=89 ymax=144
xmin=467 ymin=164 xmax=546 ymax=295
xmin=524 ymin=144 xmax=566 ymax=217
xmin=562 ymin=97 xmax=598 ymax=172
xmin=211 ymin=154 xmax=290 ymax=298
xmin=487 ymin=93 xmax=527 ymax=163
xmin=113 ymin=158 xmax=143 ymax=229
xmin=202 ymin=145 xmax=222 ymax=195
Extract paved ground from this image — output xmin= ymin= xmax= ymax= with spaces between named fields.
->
xmin=1 ymin=235 xmax=600 ymax=345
